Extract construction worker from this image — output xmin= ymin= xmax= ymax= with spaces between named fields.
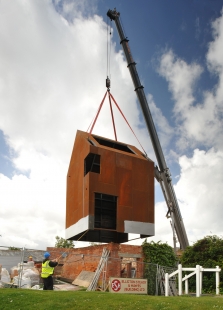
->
xmin=41 ymin=252 xmax=58 ymax=290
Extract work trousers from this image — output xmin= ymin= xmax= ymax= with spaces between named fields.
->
xmin=43 ymin=275 xmax=54 ymax=290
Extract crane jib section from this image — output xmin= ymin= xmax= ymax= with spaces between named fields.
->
xmin=107 ymin=9 xmax=189 ymax=249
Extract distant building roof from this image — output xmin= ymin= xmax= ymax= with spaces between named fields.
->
xmin=0 ymin=249 xmax=45 ymax=271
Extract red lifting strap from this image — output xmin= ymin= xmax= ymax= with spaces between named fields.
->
xmin=109 ymin=92 xmax=147 ymax=155
xmin=87 ymin=90 xmax=147 ymax=155
xmin=108 ymin=92 xmax=117 ymax=141
xmin=88 ymin=91 xmax=107 ymax=134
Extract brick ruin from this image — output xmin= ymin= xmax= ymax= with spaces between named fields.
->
xmin=46 ymin=243 xmax=145 ymax=283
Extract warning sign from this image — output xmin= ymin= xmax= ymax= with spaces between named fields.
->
xmin=111 ymin=279 xmax=121 ymax=292
xmin=110 ymin=277 xmax=148 ymax=294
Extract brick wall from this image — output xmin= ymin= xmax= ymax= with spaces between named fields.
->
xmin=47 ymin=243 xmax=145 ymax=282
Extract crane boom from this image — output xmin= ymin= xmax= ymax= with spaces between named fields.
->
xmin=107 ymin=9 xmax=189 ymax=250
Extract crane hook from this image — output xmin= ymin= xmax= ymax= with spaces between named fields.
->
xmin=106 ymin=76 xmax=111 ymax=91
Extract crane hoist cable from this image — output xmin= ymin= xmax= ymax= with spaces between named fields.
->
xmin=86 ymin=20 xmax=112 ymax=133
xmin=87 ymin=15 xmax=147 ymax=155
xmin=106 ymin=16 xmax=112 ymax=82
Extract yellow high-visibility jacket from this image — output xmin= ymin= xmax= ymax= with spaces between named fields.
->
xmin=41 ymin=260 xmax=54 ymax=278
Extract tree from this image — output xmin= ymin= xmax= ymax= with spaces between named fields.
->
xmin=8 ymin=246 xmax=21 ymax=250
xmin=181 ymin=235 xmax=223 ymax=293
xmin=142 ymin=240 xmax=177 ymax=295
xmin=55 ymin=236 xmax=75 ymax=248
xmin=89 ymin=242 xmax=101 ymax=246
xmin=142 ymin=240 xmax=177 ymax=267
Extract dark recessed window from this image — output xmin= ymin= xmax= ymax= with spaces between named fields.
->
xmin=93 ymin=136 xmax=134 ymax=154
xmin=84 ymin=153 xmax=100 ymax=176
xmin=94 ymin=193 xmax=117 ymax=230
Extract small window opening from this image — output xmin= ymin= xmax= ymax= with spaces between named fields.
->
xmin=84 ymin=153 xmax=100 ymax=176
xmin=93 ymin=136 xmax=134 ymax=154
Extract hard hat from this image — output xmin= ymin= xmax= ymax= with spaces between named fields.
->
xmin=44 ymin=252 xmax=50 ymax=258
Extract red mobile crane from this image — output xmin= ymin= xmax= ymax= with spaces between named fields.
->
xmin=107 ymin=9 xmax=189 ymax=250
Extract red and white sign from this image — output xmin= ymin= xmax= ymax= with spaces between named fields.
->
xmin=111 ymin=279 xmax=121 ymax=292
xmin=110 ymin=277 xmax=148 ymax=294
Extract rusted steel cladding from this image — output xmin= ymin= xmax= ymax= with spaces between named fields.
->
xmin=66 ymin=130 xmax=154 ymax=243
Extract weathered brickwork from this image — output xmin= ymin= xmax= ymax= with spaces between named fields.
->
xmin=47 ymin=243 xmax=145 ymax=282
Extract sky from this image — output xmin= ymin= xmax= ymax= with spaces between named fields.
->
xmin=0 ymin=0 xmax=223 ymax=251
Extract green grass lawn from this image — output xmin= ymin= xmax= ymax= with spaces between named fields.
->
xmin=0 ymin=289 xmax=223 ymax=310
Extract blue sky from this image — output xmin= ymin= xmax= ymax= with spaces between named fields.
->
xmin=0 ymin=0 xmax=223 ymax=250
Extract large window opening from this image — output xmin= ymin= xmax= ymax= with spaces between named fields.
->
xmin=121 ymin=258 xmax=137 ymax=278
xmin=94 ymin=193 xmax=117 ymax=230
xmin=93 ymin=136 xmax=134 ymax=154
xmin=84 ymin=153 xmax=100 ymax=176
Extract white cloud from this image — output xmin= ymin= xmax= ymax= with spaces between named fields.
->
xmin=147 ymin=94 xmax=174 ymax=150
xmin=0 ymin=152 xmax=66 ymax=249
xmin=0 ymin=0 xmax=151 ymax=250
xmin=158 ymin=49 xmax=203 ymax=116
xmin=207 ymin=9 xmax=223 ymax=76
xmin=53 ymin=0 xmax=98 ymax=22
xmin=158 ymin=10 xmax=223 ymax=152
xmin=132 ymin=147 xmax=223 ymax=248
xmin=175 ymin=148 xmax=223 ymax=242
xmin=0 ymin=1 xmax=223 ymax=253
xmin=155 ymin=9 xmax=223 ymax=247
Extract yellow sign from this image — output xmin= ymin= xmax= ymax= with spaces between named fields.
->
xmin=109 ymin=277 xmax=148 ymax=294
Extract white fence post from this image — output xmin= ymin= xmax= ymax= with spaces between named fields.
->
xmin=165 ymin=273 xmax=169 ymax=297
xmin=200 ymin=266 xmax=203 ymax=295
xmin=178 ymin=264 xmax=182 ymax=296
xmin=185 ymin=277 xmax=189 ymax=295
xmin=196 ymin=265 xmax=200 ymax=297
xmin=216 ymin=266 xmax=220 ymax=295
